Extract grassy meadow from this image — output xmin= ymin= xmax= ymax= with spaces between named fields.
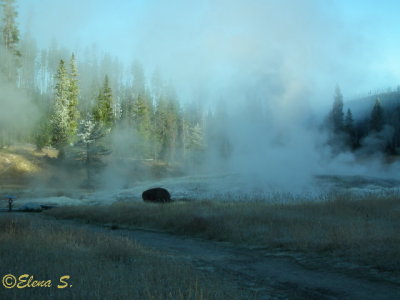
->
xmin=0 ymin=215 xmax=248 ymax=300
xmin=46 ymin=193 xmax=400 ymax=274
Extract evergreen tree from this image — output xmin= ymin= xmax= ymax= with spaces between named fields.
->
xmin=119 ymin=85 xmax=134 ymax=123
xmin=67 ymin=53 xmax=80 ymax=138
xmin=154 ymin=97 xmax=168 ymax=160
xmin=93 ymin=75 xmax=114 ymax=127
xmin=0 ymin=0 xmax=20 ymax=81
xmin=388 ymin=106 xmax=400 ymax=153
xmin=50 ymin=59 xmax=70 ymax=157
xmin=331 ymin=86 xmax=344 ymax=133
xmin=33 ymin=114 xmax=51 ymax=150
xmin=370 ymin=98 xmax=384 ymax=132
xmin=344 ymin=108 xmax=356 ymax=148
xmin=74 ymin=115 xmax=111 ymax=187
xmin=166 ymin=99 xmax=180 ymax=160
xmin=135 ymin=94 xmax=153 ymax=154
xmin=187 ymin=123 xmax=204 ymax=150
xmin=0 ymin=0 xmax=20 ymax=54
xmin=153 ymin=95 xmax=181 ymax=161
xmin=344 ymin=108 xmax=354 ymax=134
xmin=132 ymin=94 xmax=151 ymax=134
xmin=180 ymin=102 xmax=205 ymax=163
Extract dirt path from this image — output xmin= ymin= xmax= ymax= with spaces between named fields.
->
xmin=10 ymin=213 xmax=400 ymax=299
xmin=93 ymin=228 xmax=400 ymax=299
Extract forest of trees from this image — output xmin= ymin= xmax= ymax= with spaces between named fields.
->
xmin=0 ymin=0 xmax=227 ymax=175
xmin=327 ymin=86 xmax=400 ymax=157
xmin=1 ymin=1 xmax=399 ymax=187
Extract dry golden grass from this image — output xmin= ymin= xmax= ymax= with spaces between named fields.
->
xmin=0 ymin=152 xmax=40 ymax=177
xmin=46 ymin=193 xmax=400 ymax=273
xmin=0 ymin=144 xmax=180 ymax=188
xmin=0 ymin=145 xmax=57 ymax=184
xmin=0 ymin=216 xmax=248 ymax=300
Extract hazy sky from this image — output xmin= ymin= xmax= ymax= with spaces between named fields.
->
xmin=18 ymin=0 xmax=400 ymax=106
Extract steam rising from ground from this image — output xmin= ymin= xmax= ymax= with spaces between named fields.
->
xmin=0 ymin=73 xmax=39 ymax=141
xmin=12 ymin=0 xmax=400 ymax=196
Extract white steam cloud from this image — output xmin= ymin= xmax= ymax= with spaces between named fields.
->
xmin=15 ymin=0 xmax=400 ymax=196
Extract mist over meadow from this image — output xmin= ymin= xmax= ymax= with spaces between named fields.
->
xmin=1 ymin=0 xmax=400 ymax=196
xmin=2 ymin=4 xmax=400 ymax=299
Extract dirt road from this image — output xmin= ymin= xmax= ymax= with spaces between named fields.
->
xmin=11 ymin=213 xmax=400 ymax=299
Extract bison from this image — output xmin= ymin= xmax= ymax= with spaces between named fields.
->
xmin=142 ymin=187 xmax=171 ymax=203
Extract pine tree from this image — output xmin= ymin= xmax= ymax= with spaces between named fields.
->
xmin=0 ymin=0 xmax=20 ymax=55
xmin=50 ymin=59 xmax=70 ymax=157
xmin=0 ymin=0 xmax=20 ymax=81
xmin=344 ymin=108 xmax=356 ymax=148
xmin=162 ymin=98 xmax=180 ymax=161
xmin=93 ymin=75 xmax=114 ymax=127
xmin=133 ymin=94 xmax=153 ymax=155
xmin=74 ymin=115 xmax=111 ymax=187
xmin=344 ymin=108 xmax=354 ymax=134
xmin=153 ymin=94 xmax=181 ymax=161
xmin=34 ymin=114 xmax=51 ymax=151
xmin=119 ymin=86 xmax=134 ymax=123
xmin=132 ymin=94 xmax=151 ymax=133
xmin=187 ymin=123 xmax=204 ymax=153
xmin=370 ymin=98 xmax=384 ymax=132
xmin=185 ymin=122 xmax=205 ymax=165
xmin=331 ymin=86 xmax=344 ymax=134
xmin=154 ymin=97 xmax=168 ymax=160
xmin=67 ymin=53 xmax=80 ymax=138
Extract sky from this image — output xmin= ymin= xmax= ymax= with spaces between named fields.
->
xmin=17 ymin=0 xmax=400 ymax=107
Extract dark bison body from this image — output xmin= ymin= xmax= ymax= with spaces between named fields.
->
xmin=142 ymin=188 xmax=171 ymax=203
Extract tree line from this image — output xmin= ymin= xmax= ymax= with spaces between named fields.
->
xmin=327 ymin=86 xmax=400 ymax=156
xmin=0 ymin=0 xmax=214 ymax=171
xmin=2 ymin=0 xmax=399 ymax=186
